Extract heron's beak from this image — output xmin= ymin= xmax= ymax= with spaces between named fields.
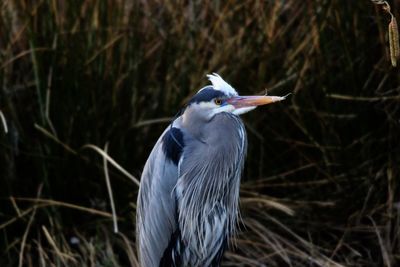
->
xmin=226 ymin=95 xmax=286 ymax=109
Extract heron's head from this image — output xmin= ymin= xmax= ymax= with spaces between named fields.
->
xmin=183 ymin=73 xmax=286 ymax=122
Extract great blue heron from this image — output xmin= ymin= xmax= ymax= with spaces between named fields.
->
xmin=137 ymin=74 xmax=286 ymax=266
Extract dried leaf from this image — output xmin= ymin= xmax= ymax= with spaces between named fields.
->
xmin=388 ymin=15 xmax=400 ymax=67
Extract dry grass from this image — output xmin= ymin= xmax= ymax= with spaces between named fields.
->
xmin=1 ymin=0 xmax=399 ymax=266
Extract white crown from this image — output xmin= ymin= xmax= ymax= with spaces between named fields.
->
xmin=206 ymin=73 xmax=238 ymax=96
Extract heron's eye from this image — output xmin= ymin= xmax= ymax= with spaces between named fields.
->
xmin=214 ymin=98 xmax=222 ymax=105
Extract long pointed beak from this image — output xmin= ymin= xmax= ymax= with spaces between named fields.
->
xmin=226 ymin=95 xmax=287 ymax=108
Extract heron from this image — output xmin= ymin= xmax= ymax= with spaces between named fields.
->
xmin=136 ymin=73 xmax=286 ymax=266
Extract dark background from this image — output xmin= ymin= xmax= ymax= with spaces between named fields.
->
xmin=1 ymin=1 xmax=399 ymax=266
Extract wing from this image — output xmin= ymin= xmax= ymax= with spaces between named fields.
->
xmin=136 ymin=126 xmax=184 ymax=267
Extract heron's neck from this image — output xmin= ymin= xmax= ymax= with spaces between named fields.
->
xmin=181 ymin=108 xmax=208 ymax=141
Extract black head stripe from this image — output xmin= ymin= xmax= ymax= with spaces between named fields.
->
xmin=188 ymin=87 xmax=226 ymax=104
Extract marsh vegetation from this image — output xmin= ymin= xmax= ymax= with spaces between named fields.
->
xmin=1 ymin=1 xmax=399 ymax=266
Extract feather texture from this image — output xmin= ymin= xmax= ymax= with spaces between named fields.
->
xmin=174 ymin=112 xmax=247 ymax=266
xmin=137 ymin=113 xmax=247 ymax=266
xmin=136 ymin=127 xmax=180 ymax=267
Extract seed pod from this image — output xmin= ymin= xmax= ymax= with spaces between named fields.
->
xmin=388 ymin=15 xmax=399 ymax=67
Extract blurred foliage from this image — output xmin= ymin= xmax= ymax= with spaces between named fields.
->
xmin=0 ymin=0 xmax=399 ymax=266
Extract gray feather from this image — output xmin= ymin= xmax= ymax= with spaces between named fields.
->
xmin=136 ymin=127 xmax=179 ymax=267
xmin=176 ymin=112 xmax=247 ymax=266
xmin=137 ymin=113 xmax=247 ymax=267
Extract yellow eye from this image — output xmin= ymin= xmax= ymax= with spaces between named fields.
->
xmin=214 ymin=98 xmax=222 ymax=105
